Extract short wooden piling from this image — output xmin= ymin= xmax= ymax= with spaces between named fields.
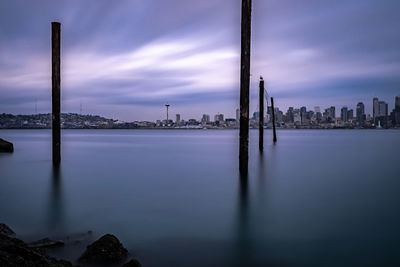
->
xmin=271 ymin=97 xmax=277 ymax=143
xmin=239 ymin=0 xmax=252 ymax=177
xmin=52 ymin=22 xmax=61 ymax=165
xmin=259 ymin=77 xmax=264 ymax=152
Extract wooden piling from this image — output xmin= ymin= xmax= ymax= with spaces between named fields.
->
xmin=259 ymin=77 xmax=264 ymax=152
xmin=52 ymin=22 xmax=61 ymax=165
xmin=239 ymin=0 xmax=252 ymax=176
xmin=271 ymin=97 xmax=277 ymax=143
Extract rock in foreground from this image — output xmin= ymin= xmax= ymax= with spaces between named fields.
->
xmin=28 ymin=238 xmax=64 ymax=249
xmin=123 ymin=259 xmax=142 ymax=267
xmin=80 ymin=234 xmax=128 ymax=263
xmin=0 ymin=224 xmax=15 ymax=236
xmin=0 ymin=232 xmax=72 ymax=267
xmin=0 ymin=138 xmax=13 ymax=153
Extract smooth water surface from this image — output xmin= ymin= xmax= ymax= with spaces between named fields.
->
xmin=0 ymin=129 xmax=400 ymax=266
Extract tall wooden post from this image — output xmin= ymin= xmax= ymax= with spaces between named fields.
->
xmin=271 ymin=97 xmax=277 ymax=143
xmin=52 ymin=22 xmax=61 ymax=165
xmin=259 ymin=77 xmax=264 ymax=152
xmin=239 ymin=0 xmax=252 ymax=176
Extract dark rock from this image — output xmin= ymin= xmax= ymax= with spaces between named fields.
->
xmin=122 ymin=259 xmax=142 ymax=267
xmin=28 ymin=238 xmax=64 ymax=249
xmin=0 ymin=233 xmax=72 ymax=267
xmin=80 ymin=234 xmax=128 ymax=263
xmin=0 ymin=224 xmax=15 ymax=236
xmin=0 ymin=138 xmax=13 ymax=153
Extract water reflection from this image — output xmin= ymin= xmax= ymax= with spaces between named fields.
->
xmin=233 ymin=149 xmax=273 ymax=266
xmin=234 ymin=173 xmax=251 ymax=266
xmin=48 ymin=164 xmax=65 ymax=236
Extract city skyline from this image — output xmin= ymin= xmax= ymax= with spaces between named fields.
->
xmin=2 ymin=95 xmax=399 ymax=129
xmin=5 ymin=95 xmax=399 ymax=123
xmin=1 ymin=1 xmax=400 ymax=121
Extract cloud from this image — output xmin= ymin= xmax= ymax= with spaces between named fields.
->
xmin=1 ymin=0 xmax=400 ymax=120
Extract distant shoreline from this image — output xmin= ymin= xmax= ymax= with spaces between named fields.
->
xmin=0 ymin=127 xmax=398 ymax=130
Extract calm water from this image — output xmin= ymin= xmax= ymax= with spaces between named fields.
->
xmin=0 ymin=129 xmax=400 ymax=266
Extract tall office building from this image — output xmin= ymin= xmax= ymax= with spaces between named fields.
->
xmin=373 ymin=97 xmax=379 ymax=119
xmin=314 ymin=107 xmax=322 ymax=122
xmin=378 ymin=101 xmax=388 ymax=116
xmin=293 ymin=109 xmax=301 ymax=124
xmin=214 ymin=114 xmax=224 ymax=122
xmin=300 ymin=106 xmax=307 ymax=124
xmin=176 ymin=114 xmax=181 ymax=124
xmin=341 ymin=106 xmax=348 ymax=122
xmin=236 ymin=108 xmax=240 ymax=123
xmin=396 ymin=96 xmax=400 ymax=110
xmin=201 ymin=114 xmax=210 ymax=124
xmin=253 ymin=112 xmax=260 ymax=121
xmin=286 ymin=107 xmax=294 ymax=123
xmin=330 ymin=106 xmax=336 ymax=119
xmin=395 ymin=96 xmax=400 ymax=126
xmin=356 ymin=102 xmax=365 ymax=124
xmin=347 ymin=109 xmax=354 ymax=121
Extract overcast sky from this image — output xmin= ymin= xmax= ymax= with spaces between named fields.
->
xmin=1 ymin=0 xmax=400 ymax=121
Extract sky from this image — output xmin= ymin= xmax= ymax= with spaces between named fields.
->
xmin=1 ymin=0 xmax=400 ymax=121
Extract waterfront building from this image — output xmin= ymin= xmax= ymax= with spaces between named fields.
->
xmin=201 ymin=114 xmax=210 ymax=124
xmin=395 ymin=96 xmax=400 ymax=126
xmin=347 ymin=109 xmax=354 ymax=121
xmin=356 ymin=102 xmax=365 ymax=125
xmin=378 ymin=101 xmax=388 ymax=117
xmin=214 ymin=114 xmax=224 ymax=122
xmin=341 ymin=106 xmax=348 ymax=122
xmin=276 ymin=109 xmax=283 ymax=124
xmin=373 ymin=97 xmax=379 ymax=119
xmin=293 ymin=109 xmax=301 ymax=124
xmin=253 ymin=112 xmax=260 ymax=121
xmin=329 ymin=106 xmax=336 ymax=119
xmin=300 ymin=106 xmax=307 ymax=124
xmin=286 ymin=107 xmax=294 ymax=123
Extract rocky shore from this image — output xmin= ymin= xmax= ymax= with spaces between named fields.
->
xmin=0 ymin=138 xmax=13 ymax=152
xmin=0 ymin=223 xmax=141 ymax=267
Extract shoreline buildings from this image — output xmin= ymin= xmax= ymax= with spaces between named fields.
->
xmin=1 ymin=96 xmax=400 ymax=129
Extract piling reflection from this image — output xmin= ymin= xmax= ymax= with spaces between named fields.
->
xmin=48 ymin=164 xmax=65 ymax=236
xmin=233 ymin=149 xmax=272 ymax=266
xmin=258 ymin=152 xmax=265 ymax=191
xmin=234 ymin=173 xmax=251 ymax=266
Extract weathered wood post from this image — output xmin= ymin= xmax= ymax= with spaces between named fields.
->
xmin=259 ymin=77 xmax=264 ymax=152
xmin=52 ymin=22 xmax=61 ymax=165
xmin=239 ymin=0 xmax=252 ymax=176
xmin=271 ymin=97 xmax=277 ymax=143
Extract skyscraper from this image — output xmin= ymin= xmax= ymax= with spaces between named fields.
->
xmin=214 ymin=114 xmax=223 ymax=122
xmin=395 ymin=96 xmax=400 ymax=126
xmin=300 ymin=106 xmax=307 ymax=124
xmin=314 ymin=107 xmax=322 ymax=123
xmin=286 ymin=107 xmax=294 ymax=123
xmin=356 ymin=102 xmax=365 ymax=125
xmin=176 ymin=114 xmax=181 ymax=124
xmin=373 ymin=97 xmax=379 ymax=119
xmin=330 ymin=106 xmax=336 ymax=119
xmin=341 ymin=106 xmax=348 ymax=122
xmin=347 ymin=109 xmax=354 ymax=121
xmin=201 ymin=114 xmax=210 ymax=124
xmin=236 ymin=108 xmax=240 ymax=123
xmin=378 ymin=101 xmax=388 ymax=117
